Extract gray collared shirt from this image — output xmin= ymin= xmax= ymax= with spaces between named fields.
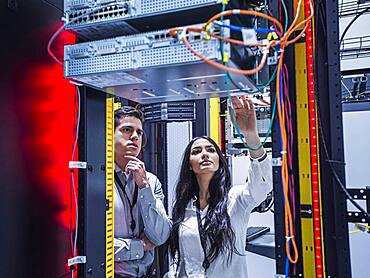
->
xmin=114 ymin=164 xmax=171 ymax=277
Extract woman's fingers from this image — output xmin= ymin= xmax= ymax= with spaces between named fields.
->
xmin=231 ymin=96 xmax=243 ymax=109
xmin=242 ymin=97 xmax=255 ymax=111
xmin=242 ymin=97 xmax=250 ymax=110
xmin=232 ymin=96 xmax=255 ymax=111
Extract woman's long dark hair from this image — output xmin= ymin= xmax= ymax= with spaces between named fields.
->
xmin=169 ymin=136 xmax=238 ymax=268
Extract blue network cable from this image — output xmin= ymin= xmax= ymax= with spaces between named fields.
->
xmin=213 ymin=20 xmax=278 ymax=34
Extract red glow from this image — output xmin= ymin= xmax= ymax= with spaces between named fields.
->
xmin=13 ymin=27 xmax=76 ymax=230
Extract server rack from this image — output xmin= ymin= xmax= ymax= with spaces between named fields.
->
xmin=77 ymin=88 xmax=112 ymax=278
xmin=270 ymin=0 xmax=352 ymax=277
xmin=72 ymin=1 xmax=355 ymax=277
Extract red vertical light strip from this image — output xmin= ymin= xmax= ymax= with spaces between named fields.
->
xmin=304 ymin=1 xmax=324 ymax=277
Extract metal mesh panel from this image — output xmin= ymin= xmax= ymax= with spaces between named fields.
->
xmin=66 ymin=39 xmax=220 ymax=76
xmin=66 ymin=52 xmax=131 ymax=76
xmin=140 ymin=42 xmax=218 ymax=67
xmin=141 ymin=0 xmax=219 ymax=14
xmin=166 ymin=121 xmax=193 ymax=217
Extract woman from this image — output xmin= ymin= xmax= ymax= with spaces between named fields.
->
xmin=169 ymin=96 xmax=272 ymax=278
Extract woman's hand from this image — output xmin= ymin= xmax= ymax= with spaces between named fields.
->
xmin=230 ymin=96 xmax=265 ymax=158
xmin=231 ymin=96 xmax=257 ymax=134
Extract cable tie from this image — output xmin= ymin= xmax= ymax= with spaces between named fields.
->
xmin=68 ymin=256 xmax=86 ymax=267
xmin=69 ymin=161 xmax=87 ymax=169
xmin=233 ymin=9 xmax=241 ymax=14
xmin=285 ymin=235 xmax=294 ymax=241
xmin=280 ymin=150 xmax=287 ymax=155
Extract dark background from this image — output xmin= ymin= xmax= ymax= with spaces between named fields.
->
xmin=0 ymin=1 xmax=77 ymax=277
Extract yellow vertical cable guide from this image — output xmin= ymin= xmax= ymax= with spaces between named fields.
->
xmin=294 ymin=0 xmax=326 ymax=275
xmin=295 ymin=42 xmax=316 ymax=277
xmin=106 ymin=97 xmax=115 ymax=277
xmin=209 ymin=98 xmax=221 ymax=146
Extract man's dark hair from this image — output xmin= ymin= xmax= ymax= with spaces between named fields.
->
xmin=114 ymin=106 xmax=144 ymax=129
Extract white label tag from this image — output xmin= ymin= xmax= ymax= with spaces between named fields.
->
xmin=69 ymin=161 xmax=87 ymax=169
xmin=241 ymin=29 xmax=257 ymax=45
xmin=68 ymin=256 xmax=86 ymax=266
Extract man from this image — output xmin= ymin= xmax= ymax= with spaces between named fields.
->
xmin=113 ymin=106 xmax=171 ymax=278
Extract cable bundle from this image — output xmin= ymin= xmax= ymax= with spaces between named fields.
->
xmin=168 ymin=0 xmax=315 ymax=269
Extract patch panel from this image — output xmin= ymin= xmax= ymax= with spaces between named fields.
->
xmin=63 ymin=0 xmax=255 ymax=40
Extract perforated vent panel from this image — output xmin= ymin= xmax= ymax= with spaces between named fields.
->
xmin=66 ymin=38 xmax=221 ymax=77
xmin=140 ymin=42 xmax=218 ymax=68
xmin=166 ymin=122 xmax=193 ymax=217
xmin=66 ymin=53 xmax=131 ymax=76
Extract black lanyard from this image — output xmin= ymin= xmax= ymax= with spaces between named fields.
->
xmin=195 ymin=198 xmax=210 ymax=272
xmin=114 ymin=171 xmax=139 ymax=233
